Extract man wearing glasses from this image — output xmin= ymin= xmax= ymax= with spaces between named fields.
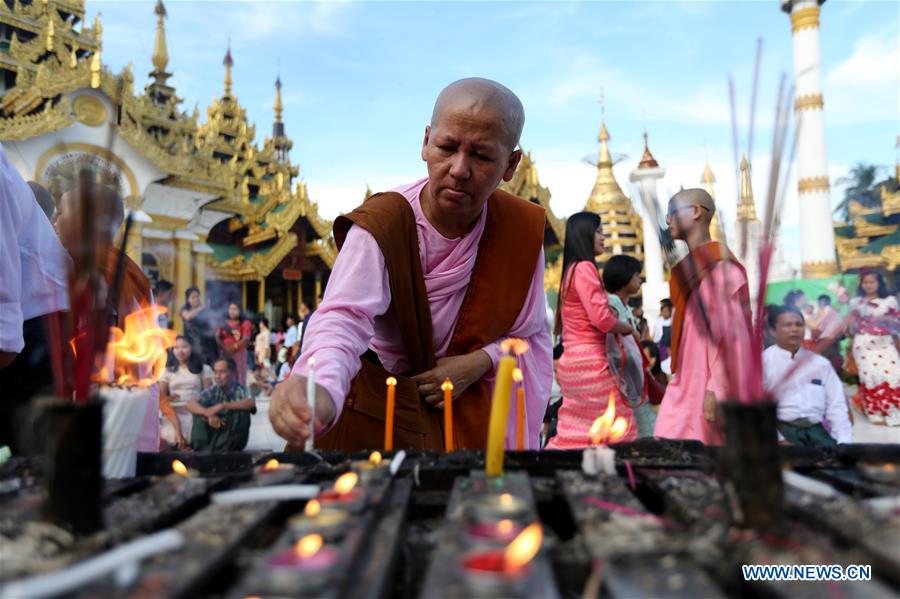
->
xmin=653 ymin=189 xmax=752 ymax=445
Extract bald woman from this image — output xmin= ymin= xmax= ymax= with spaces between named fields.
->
xmin=270 ymin=78 xmax=552 ymax=451
xmin=653 ymin=188 xmax=752 ymax=445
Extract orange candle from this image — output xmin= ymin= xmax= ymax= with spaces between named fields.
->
xmin=442 ymin=378 xmax=454 ymax=452
xmin=385 ymin=377 xmax=397 ymax=451
xmin=513 ymin=368 xmax=525 ymax=450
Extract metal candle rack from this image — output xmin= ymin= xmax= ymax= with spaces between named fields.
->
xmin=1 ymin=442 xmax=899 ymax=598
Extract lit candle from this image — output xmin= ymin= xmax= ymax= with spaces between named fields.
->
xmin=351 ymin=451 xmax=390 ymax=482
xmin=581 ymin=394 xmax=627 ymax=477
xmin=305 ymin=357 xmax=316 ymax=451
xmin=318 ymin=472 xmax=365 ymax=513
xmin=288 ymin=499 xmax=350 ymax=541
xmin=266 ymin=534 xmax=340 ymax=592
xmin=513 ymin=368 xmax=525 ymax=451
xmin=460 ymin=523 xmax=542 ymax=593
xmin=385 ymin=377 xmax=396 ymax=451
xmin=486 ymin=339 xmax=528 ymax=477
xmin=442 ymin=378 xmax=454 ymax=453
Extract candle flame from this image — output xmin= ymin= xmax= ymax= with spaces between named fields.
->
xmin=500 ymin=338 xmax=530 ymax=356
xmin=512 ymin=368 xmax=523 ymax=383
xmin=369 ymin=451 xmax=383 ymax=465
xmin=441 ymin=378 xmax=454 ymax=392
xmin=304 ymin=499 xmax=321 ymax=517
xmin=264 ymin=458 xmax=280 ymax=471
xmin=497 ymin=519 xmax=514 ymax=535
xmin=504 ymin=523 xmax=542 ymax=570
xmin=171 ymin=459 xmax=188 ymax=476
xmin=333 ymin=472 xmax=358 ymax=495
xmin=588 ymin=393 xmax=628 ymax=445
xmin=294 ymin=534 xmax=323 ymax=559
xmin=386 ymin=376 xmax=397 ymax=387
xmin=499 ymin=493 xmax=514 ymax=507
xmin=73 ymin=306 xmax=176 ymax=387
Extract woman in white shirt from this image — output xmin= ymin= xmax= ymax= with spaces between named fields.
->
xmin=159 ymin=336 xmax=213 ymax=449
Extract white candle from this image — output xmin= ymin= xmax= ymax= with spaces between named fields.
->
xmin=305 ymin=357 xmax=316 ymax=451
xmin=581 ymin=445 xmax=616 ymax=477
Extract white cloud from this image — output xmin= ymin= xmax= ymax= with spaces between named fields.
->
xmin=825 ymin=26 xmax=899 ymax=124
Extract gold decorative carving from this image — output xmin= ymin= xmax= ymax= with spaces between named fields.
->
xmin=794 ymin=93 xmax=824 ymax=112
xmin=797 ymin=176 xmax=830 ymax=194
xmin=791 ymin=6 xmax=820 ymax=33
xmin=882 ymin=185 xmax=900 ymax=217
xmin=801 ymin=260 xmax=838 ymax=279
xmin=0 ymin=98 xmax=74 ymax=140
xmin=72 ymin=94 xmax=107 ymax=126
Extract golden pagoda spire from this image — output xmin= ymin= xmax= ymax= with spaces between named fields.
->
xmin=737 ymin=154 xmax=759 ymax=222
xmin=223 ymin=42 xmax=233 ymax=97
xmin=274 ymin=75 xmax=283 ymax=123
xmin=151 ymin=0 xmax=169 ymax=74
xmin=702 ymin=161 xmax=726 ymax=244
xmin=585 ymin=111 xmax=629 ymax=213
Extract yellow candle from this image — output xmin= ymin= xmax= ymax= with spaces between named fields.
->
xmin=385 ymin=377 xmax=397 ymax=451
xmin=442 ymin=378 xmax=454 ymax=453
xmin=513 ymin=368 xmax=525 ymax=451
xmin=486 ymin=354 xmax=516 ymax=476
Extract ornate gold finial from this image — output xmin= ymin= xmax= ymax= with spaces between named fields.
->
xmin=46 ymin=17 xmax=55 ymax=52
xmin=637 ymin=130 xmax=659 ymax=169
xmin=151 ymin=0 xmax=169 ymax=74
xmin=274 ymin=75 xmax=283 ymax=123
xmin=90 ymin=48 xmax=101 ymax=88
xmin=93 ymin=12 xmax=103 ymax=42
xmin=223 ymin=41 xmax=233 ymax=96
xmin=737 ymin=154 xmax=759 ymax=222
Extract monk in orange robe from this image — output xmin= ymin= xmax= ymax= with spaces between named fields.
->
xmin=653 ymin=189 xmax=752 ymax=445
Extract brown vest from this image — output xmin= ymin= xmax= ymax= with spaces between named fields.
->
xmin=315 ymin=187 xmax=545 ymax=451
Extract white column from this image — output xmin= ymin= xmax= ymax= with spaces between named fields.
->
xmin=629 ymin=168 xmax=667 ymax=324
xmin=785 ymin=0 xmax=837 ymax=278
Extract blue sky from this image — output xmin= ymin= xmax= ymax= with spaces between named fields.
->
xmin=96 ymin=0 xmax=898 ymax=269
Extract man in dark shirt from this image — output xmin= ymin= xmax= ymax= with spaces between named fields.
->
xmin=187 ymin=357 xmax=255 ymax=451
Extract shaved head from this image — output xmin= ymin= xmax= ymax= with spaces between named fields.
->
xmin=670 ymin=188 xmax=715 ymax=224
xmin=431 ymin=78 xmax=524 ymax=151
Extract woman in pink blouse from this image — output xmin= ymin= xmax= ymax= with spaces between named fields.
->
xmin=546 ymin=212 xmax=638 ymax=449
xmin=217 ymin=302 xmax=253 ymax=386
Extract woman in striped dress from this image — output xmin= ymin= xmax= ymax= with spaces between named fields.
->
xmin=546 ymin=212 xmax=638 ymax=449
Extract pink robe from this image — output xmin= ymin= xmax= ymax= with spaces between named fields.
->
xmin=292 ymin=178 xmax=553 ymax=449
xmin=653 ymin=259 xmax=752 ymax=445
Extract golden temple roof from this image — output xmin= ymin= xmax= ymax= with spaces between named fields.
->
xmin=0 ymin=0 xmax=337 ymax=278
xmin=584 ymin=117 xmax=643 ymax=265
xmin=498 ymin=151 xmax=565 ymax=247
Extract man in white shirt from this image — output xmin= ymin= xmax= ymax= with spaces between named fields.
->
xmin=0 ymin=143 xmax=71 ymax=451
xmin=283 ymin=315 xmax=299 ymax=358
xmin=762 ymin=305 xmax=852 ymax=447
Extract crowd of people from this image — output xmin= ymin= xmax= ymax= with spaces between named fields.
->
xmin=545 ymin=204 xmax=899 ymax=448
xmin=3 ymin=79 xmax=898 ymax=459
xmin=153 ymin=285 xmax=317 ymax=452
